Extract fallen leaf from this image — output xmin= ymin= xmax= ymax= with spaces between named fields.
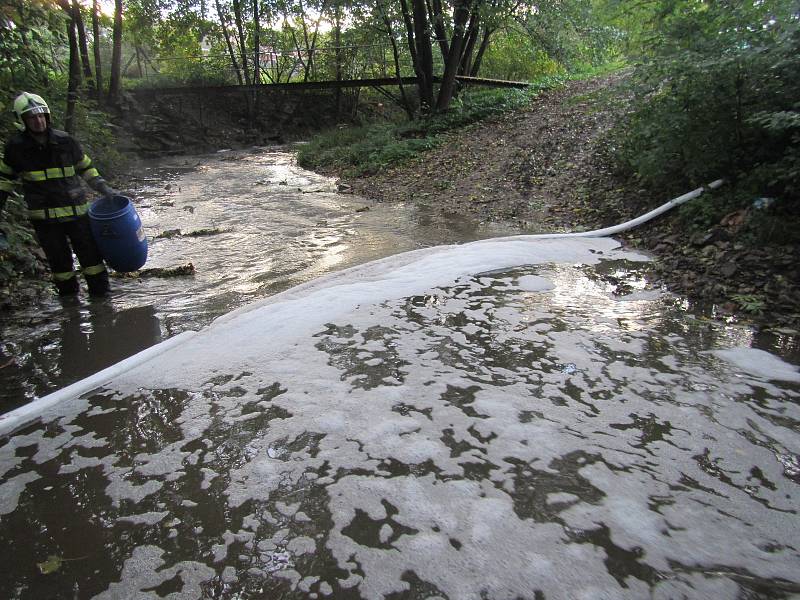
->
xmin=37 ymin=555 xmax=63 ymax=575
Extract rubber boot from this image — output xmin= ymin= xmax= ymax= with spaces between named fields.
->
xmin=86 ymin=270 xmax=110 ymax=297
xmin=55 ymin=276 xmax=80 ymax=296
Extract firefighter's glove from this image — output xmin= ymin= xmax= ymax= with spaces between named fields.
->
xmin=96 ymin=180 xmax=116 ymax=199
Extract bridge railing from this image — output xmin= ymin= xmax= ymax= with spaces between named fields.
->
xmin=126 ymin=40 xmax=444 ymax=89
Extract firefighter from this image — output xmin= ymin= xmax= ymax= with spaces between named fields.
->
xmin=0 ymin=92 xmax=116 ymax=297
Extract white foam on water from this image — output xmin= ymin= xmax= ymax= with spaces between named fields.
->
xmin=113 ymin=237 xmax=631 ymax=390
xmin=714 ymin=347 xmax=800 ymax=382
xmin=515 ymin=274 xmax=556 ymax=292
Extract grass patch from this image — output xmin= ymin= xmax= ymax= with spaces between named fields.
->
xmin=297 ymin=73 xmax=577 ymax=177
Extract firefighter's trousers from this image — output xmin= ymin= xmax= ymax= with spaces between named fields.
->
xmin=32 ymin=216 xmax=109 ymax=296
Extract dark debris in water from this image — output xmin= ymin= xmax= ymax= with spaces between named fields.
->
xmin=111 ymin=263 xmax=196 ymax=279
xmin=155 ymin=227 xmax=230 ymax=239
xmin=185 ymin=227 xmax=231 ymax=237
xmin=155 ymin=229 xmax=182 ymax=239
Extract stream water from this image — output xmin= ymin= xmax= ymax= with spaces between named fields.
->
xmin=0 ymin=146 xmax=516 ymax=413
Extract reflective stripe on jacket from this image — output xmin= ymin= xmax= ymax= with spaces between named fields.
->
xmin=26 ymin=202 xmax=91 ymax=220
xmin=1 ymin=128 xmax=102 ymax=221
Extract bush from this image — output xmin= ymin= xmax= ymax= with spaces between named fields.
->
xmin=0 ymin=193 xmax=44 ymax=285
xmin=479 ymin=30 xmax=564 ymax=81
xmin=614 ymin=4 xmax=800 ymax=213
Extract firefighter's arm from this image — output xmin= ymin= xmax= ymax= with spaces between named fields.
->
xmin=73 ymin=142 xmax=116 ymax=198
xmin=88 ymin=176 xmax=116 ymax=198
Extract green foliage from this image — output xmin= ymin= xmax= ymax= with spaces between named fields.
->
xmin=613 ymin=1 xmax=800 ymax=215
xmin=37 ymin=555 xmax=64 ymax=575
xmin=517 ymin=0 xmax=624 ymax=70
xmin=479 ymin=30 xmax=564 ymax=81
xmin=131 ymin=54 xmax=237 ymax=87
xmin=1 ymin=1 xmax=68 ymax=146
xmin=0 ymin=0 xmax=67 ymax=94
xmin=297 ymin=123 xmax=412 ymax=175
xmin=401 ymin=86 xmax=542 ymax=135
xmin=75 ymin=108 xmax=125 ymax=179
xmin=568 ymin=58 xmax=628 ymax=79
xmin=297 ymin=81 xmax=557 ymax=176
xmin=731 ymin=293 xmax=766 ymax=315
xmin=675 ymin=186 xmax=748 ymax=230
xmin=0 ymin=193 xmax=42 ymax=283
xmin=744 ymin=207 xmax=800 ymax=244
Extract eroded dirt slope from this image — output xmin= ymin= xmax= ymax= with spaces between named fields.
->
xmin=348 ymin=74 xmax=636 ymax=230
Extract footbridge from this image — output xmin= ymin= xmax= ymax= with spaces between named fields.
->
xmin=129 ymin=75 xmax=529 ymax=97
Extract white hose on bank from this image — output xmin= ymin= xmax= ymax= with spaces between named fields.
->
xmin=0 ymin=179 xmax=724 ymax=437
xmin=566 ymin=178 xmax=725 ymax=237
xmin=507 ymin=178 xmax=725 ymax=240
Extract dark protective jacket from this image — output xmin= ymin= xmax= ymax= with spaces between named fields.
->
xmin=0 ymin=128 xmax=104 ymax=221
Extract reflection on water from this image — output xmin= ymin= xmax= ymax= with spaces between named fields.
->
xmin=0 ymin=303 xmax=162 ymax=411
xmin=58 ymin=304 xmax=162 ymax=381
xmin=0 ymin=147 xmax=518 ymax=412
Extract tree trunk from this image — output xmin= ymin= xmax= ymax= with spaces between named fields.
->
xmin=458 ymin=12 xmax=480 ymax=76
xmin=252 ymin=0 xmax=260 ymax=84
xmin=470 ymin=27 xmax=492 ymax=76
xmin=410 ymin=0 xmax=434 ymax=112
xmin=135 ymin=45 xmax=144 ymax=77
xmin=398 ymin=0 xmax=418 ymax=68
xmin=232 ymin=0 xmax=251 ymax=85
xmin=92 ymin=0 xmax=103 ymax=101
xmin=428 ymin=0 xmax=449 ymax=61
xmin=108 ymin=0 xmax=123 ymax=105
xmin=300 ymin=0 xmax=327 ymax=82
xmin=140 ymin=48 xmax=160 ymax=74
xmin=385 ymin=16 xmax=414 ymax=119
xmin=435 ymin=0 xmax=470 ymax=111
xmin=334 ymin=4 xmax=342 ymax=116
xmin=71 ymin=0 xmax=95 ymax=92
xmin=215 ymin=0 xmax=244 ymax=84
xmin=302 ymin=23 xmax=317 ymax=82
xmin=376 ymin=0 xmax=414 ymax=119
xmin=122 ymin=52 xmax=137 ymax=76
xmin=58 ymin=0 xmax=82 ymax=133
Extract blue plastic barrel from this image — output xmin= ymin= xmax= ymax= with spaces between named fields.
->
xmin=88 ymin=195 xmax=148 ymax=272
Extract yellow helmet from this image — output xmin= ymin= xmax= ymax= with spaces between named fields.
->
xmin=13 ymin=92 xmax=50 ymax=131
